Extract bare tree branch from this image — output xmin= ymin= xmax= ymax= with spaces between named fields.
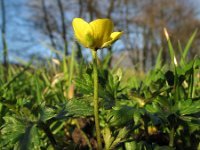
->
xmin=41 ymin=0 xmax=57 ymax=56
xmin=57 ymin=0 xmax=68 ymax=55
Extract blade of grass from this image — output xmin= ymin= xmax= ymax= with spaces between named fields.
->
xmin=188 ymin=60 xmax=196 ymax=98
xmin=62 ymin=48 xmax=68 ymax=81
xmin=164 ymin=28 xmax=175 ymax=65
xmin=2 ymin=61 xmax=33 ymax=89
xmin=35 ymin=75 xmax=42 ymax=104
xmin=69 ymin=43 xmax=75 ymax=84
xmin=180 ymin=30 xmax=198 ymax=66
xmin=67 ymin=43 xmax=75 ymax=99
xmin=155 ymin=48 xmax=163 ymax=69
xmin=178 ymin=40 xmax=183 ymax=55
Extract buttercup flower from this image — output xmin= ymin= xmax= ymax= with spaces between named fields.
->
xmin=72 ymin=18 xmax=123 ymax=49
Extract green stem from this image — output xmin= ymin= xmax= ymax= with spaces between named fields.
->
xmin=169 ymin=127 xmax=175 ymax=147
xmin=91 ymin=50 xmax=102 ymax=150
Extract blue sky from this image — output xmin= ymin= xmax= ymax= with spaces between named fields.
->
xmin=0 ymin=0 xmax=55 ymax=62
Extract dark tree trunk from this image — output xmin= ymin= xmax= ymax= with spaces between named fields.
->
xmin=57 ymin=0 xmax=68 ymax=55
xmin=1 ymin=0 xmax=8 ymax=80
xmin=41 ymin=0 xmax=58 ymax=58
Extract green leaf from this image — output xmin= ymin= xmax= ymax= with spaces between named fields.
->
xmin=124 ymin=141 xmax=137 ymax=150
xmin=1 ymin=116 xmax=40 ymax=150
xmin=65 ymin=98 xmax=93 ymax=117
xmin=102 ymin=127 xmax=115 ymax=150
xmin=145 ymin=103 xmax=169 ymax=123
xmin=75 ymin=73 xmax=93 ymax=95
xmin=108 ymin=105 xmax=135 ymax=126
xmin=103 ymin=126 xmax=131 ymax=150
xmin=17 ymin=124 xmax=39 ymax=150
xmin=133 ymin=111 xmax=142 ymax=125
xmin=39 ymin=104 xmax=56 ymax=122
xmin=110 ymin=127 xmax=129 ymax=149
xmin=1 ymin=116 xmax=25 ymax=146
xmin=145 ymin=103 xmax=161 ymax=114
xmin=178 ymin=99 xmax=200 ymax=116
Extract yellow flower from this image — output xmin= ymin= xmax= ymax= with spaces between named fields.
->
xmin=148 ymin=126 xmax=158 ymax=135
xmin=72 ymin=18 xmax=123 ymax=49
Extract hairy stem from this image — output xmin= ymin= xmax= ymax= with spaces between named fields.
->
xmin=169 ymin=127 xmax=175 ymax=147
xmin=92 ymin=50 xmax=102 ymax=150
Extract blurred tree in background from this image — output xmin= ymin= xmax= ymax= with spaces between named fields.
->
xmin=1 ymin=0 xmax=200 ymax=71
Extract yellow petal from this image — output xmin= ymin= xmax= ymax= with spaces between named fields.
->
xmin=89 ymin=19 xmax=113 ymax=48
xmin=102 ymin=32 xmax=123 ymax=48
xmin=110 ymin=32 xmax=123 ymax=41
xmin=72 ymin=18 xmax=94 ymax=48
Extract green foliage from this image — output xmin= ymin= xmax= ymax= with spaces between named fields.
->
xmin=0 ymin=32 xmax=200 ymax=149
xmin=65 ymin=98 xmax=93 ymax=117
xmin=1 ymin=116 xmax=40 ymax=150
